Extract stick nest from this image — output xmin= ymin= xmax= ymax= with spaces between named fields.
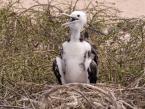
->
xmin=0 ymin=82 xmax=145 ymax=109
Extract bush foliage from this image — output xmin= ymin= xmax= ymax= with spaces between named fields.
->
xmin=0 ymin=0 xmax=144 ymax=91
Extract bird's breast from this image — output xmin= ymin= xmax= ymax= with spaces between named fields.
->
xmin=63 ymin=42 xmax=86 ymax=60
xmin=62 ymin=42 xmax=88 ymax=83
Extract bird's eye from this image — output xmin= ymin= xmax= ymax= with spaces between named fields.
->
xmin=77 ymin=15 xmax=80 ymax=17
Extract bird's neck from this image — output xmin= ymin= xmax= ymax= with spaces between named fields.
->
xmin=70 ymin=29 xmax=81 ymax=41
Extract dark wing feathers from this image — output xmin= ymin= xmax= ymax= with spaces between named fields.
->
xmin=87 ymin=45 xmax=98 ymax=83
xmin=52 ymin=46 xmax=64 ymax=84
xmin=88 ymin=60 xmax=98 ymax=83
xmin=91 ymin=44 xmax=98 ymax=65
xmin=83 ymin=31 xmax=98 ymax=83
xmin=52 ymin=59 xmax=62 ymax=84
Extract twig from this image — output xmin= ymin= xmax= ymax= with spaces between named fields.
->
xmin=0 ymin=105 xmax=31 ymax=109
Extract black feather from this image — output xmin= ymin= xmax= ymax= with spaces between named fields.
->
xmin=52 ymin=60 xmax=62 ymax=84
xmin=88 ymin=60 xmax=98 ymax=83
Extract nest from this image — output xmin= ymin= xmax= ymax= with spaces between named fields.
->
xmin=0 ymin=82 xmax=145 ymax=109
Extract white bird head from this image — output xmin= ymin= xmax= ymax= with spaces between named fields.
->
xmin=62 ymin=11 xmax=87 ymax=31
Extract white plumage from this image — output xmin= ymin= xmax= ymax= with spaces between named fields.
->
xmin=53 ymin=11 xmax=98 ymax=84
xmin=63 ymin=41 xmax=91 ymax=83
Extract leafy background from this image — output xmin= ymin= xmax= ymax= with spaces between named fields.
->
xmin=0 ymin=0 xmax=145 ymax=92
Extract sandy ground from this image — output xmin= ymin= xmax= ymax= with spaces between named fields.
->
xmin=0 ymin=0 xmax=145 ymax=18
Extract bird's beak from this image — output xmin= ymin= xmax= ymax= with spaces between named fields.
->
xmin=61 ymin=13 xmax=71 ymax=17
xmin=61 ymin=13 xmax=78 ymax=27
